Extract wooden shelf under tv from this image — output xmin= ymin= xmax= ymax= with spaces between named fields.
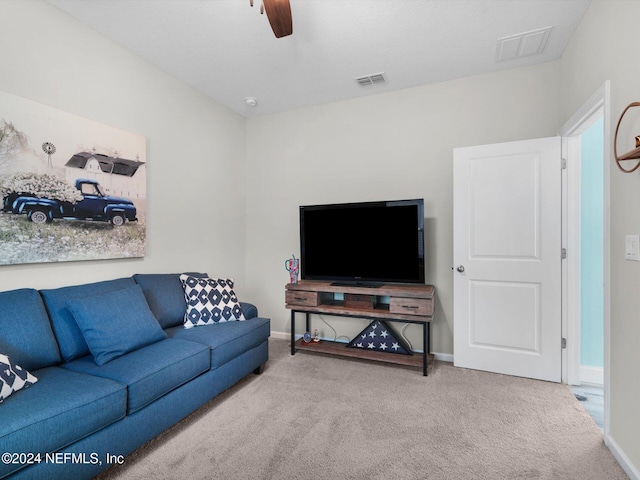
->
xmin=293 ymin=338 xmax=434 ymax=369
xmin=285 ymin=281 xmax=435 ymax=376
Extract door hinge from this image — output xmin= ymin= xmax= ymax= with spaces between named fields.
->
xmin=562 ymin=338 xmax=567 ymax=349
xmin=562 ymin=158 xmax=567 ymax=170
xmin=562 ymin=248 xmax=567 ymax=259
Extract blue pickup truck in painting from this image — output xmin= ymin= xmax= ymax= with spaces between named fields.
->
xmin=2 ymin=178 xmax=137 ymax=226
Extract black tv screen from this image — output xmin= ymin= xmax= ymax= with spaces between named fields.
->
xmin=300 ymin=199 xmax=425 ymax=285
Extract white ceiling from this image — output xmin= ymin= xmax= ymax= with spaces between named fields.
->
xmin=47 ymin=0 xmax=591 ymax=118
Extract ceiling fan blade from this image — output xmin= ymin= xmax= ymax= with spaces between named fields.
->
xmin=263 ymin=0 xmax=293 ymax=38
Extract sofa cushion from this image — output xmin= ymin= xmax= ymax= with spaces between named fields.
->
xmin=0 ymin=366 xmax=125 ymax=478
xmin=239 ymin=302 xmax=258 ymax=320
xmin=165 ymin=317 xmax=270 ymax=370
xmin=0 ymin=288 xmax=61 ymax=371
xmin=66 ymin=284 xmax=167 ymax=366
xmin=133 ymin=272 xmax=208 ymax=329
xmin=40 ymin=277 xmax=137 ymax=362
xmin=0 ymin=353 xmax=38 ymax=403
xmin=62 ymin=338 xmax=209 ymax=414
xmin=180 ymin=275 xmax=246 ymax=329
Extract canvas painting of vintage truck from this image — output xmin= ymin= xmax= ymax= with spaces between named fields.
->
xmin=0 ymin=90 xmax=146 ymax=265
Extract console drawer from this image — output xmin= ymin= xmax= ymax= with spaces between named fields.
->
xmin=389 ymin=297 xmax=432 ymax=316
xmin=285 ymin=290 xmax=319 ymax=307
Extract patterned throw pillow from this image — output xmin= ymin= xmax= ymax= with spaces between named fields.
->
xmin=179 ymin=275 xmax=246 ymax=329
xmin=0 ymin=353 xmax=38 ymax=403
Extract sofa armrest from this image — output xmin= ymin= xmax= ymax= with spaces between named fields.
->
xmin=240 ymin=302 xmax=258 ymax=319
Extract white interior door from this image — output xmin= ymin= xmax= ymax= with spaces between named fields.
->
xmin=453 ymin=137 xmax=562 ymax=382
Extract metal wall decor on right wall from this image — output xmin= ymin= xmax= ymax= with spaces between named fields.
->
xmin=614 ymin=101 xmax=640 ymax=173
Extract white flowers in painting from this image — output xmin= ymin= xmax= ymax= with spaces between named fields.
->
xmin=0 ymin=172 xmax=83 ymax=203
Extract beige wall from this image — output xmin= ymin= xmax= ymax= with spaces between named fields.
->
xmin=3 ymin=0 xmax=637 ymax=475
xmin=561 ymin=0 xmax=640 ymax=472
xmin=0 ymin=1 xmax=248 ymax=293
xmin=245 ymin=62 xmax=561 ymax=354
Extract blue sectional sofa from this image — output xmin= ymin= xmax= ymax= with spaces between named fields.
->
xmin=0 ymin=273 xmax=270 ymax=479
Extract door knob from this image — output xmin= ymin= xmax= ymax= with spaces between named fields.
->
xmin=456 ymin=265 xmax=465 ymax=273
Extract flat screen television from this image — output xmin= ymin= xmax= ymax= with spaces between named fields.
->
xmin=299 ymin=199 xmax=425 ymax=286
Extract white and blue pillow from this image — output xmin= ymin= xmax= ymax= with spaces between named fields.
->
xmin=0 ymin=353 xmax=38 ymax=403
xmin=179 ymin=275 xmax=246 ymax=329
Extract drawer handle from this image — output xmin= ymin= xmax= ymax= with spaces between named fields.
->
xmin=294 ymin=297 xmax=307 ymax=301
xmin=402 ymin=305 xmax=419 ymax=309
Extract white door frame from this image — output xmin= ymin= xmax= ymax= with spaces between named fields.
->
xmin=559 ymin=81 xmax=610 ymax=435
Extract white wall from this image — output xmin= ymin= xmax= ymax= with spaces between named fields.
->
xmin=5 ymin=1 xmax=634 ymax=474
xmin=245 ymin=62 xmax=561 ymax=354
xmin=0 ymin=1 xmax=248 ymax=292
xmin=560 ymin=0 xmax=640 ymax=474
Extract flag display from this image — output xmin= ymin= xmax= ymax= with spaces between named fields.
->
xmin=346 ymin=320 xmax=413 ymax=355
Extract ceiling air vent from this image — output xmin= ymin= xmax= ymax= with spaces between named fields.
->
xmin=355 ymin=72 xmax=387 ymax=88
xmin=496 ymin=26 xmax=552 ymax=62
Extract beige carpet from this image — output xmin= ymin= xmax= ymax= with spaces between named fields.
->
xmin=96 ymin=338 xmax=627 ymax=480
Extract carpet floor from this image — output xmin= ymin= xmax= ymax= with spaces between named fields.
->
xmin=96 ymin=338 xmax=628 ymax=480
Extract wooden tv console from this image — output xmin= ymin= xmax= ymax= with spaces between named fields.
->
xmin=285 ymin=281 xmax=435 ymax=376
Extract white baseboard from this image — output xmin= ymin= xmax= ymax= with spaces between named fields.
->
xmin=270 ymin=330 xmax=453 ymax=363
xmin=270 ymin=330 xmax=292 ymax=341
xmin=606 ymin=434 xmax=640 ymax=480
xmin=434 ymin=352 xmax=454 ymax=363
xmin=580 ymin=365 xmax=604 ymax=386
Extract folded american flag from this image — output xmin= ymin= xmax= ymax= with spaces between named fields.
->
xmin=346 ymin=320 xmax=413 ymax=355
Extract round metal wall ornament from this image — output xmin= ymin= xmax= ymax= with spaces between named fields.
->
xmin=614 ymin=102 xmax=640 ymax=173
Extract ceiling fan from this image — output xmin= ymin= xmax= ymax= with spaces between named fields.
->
xmin=250 ymin=0 xmax=293 ymax=38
